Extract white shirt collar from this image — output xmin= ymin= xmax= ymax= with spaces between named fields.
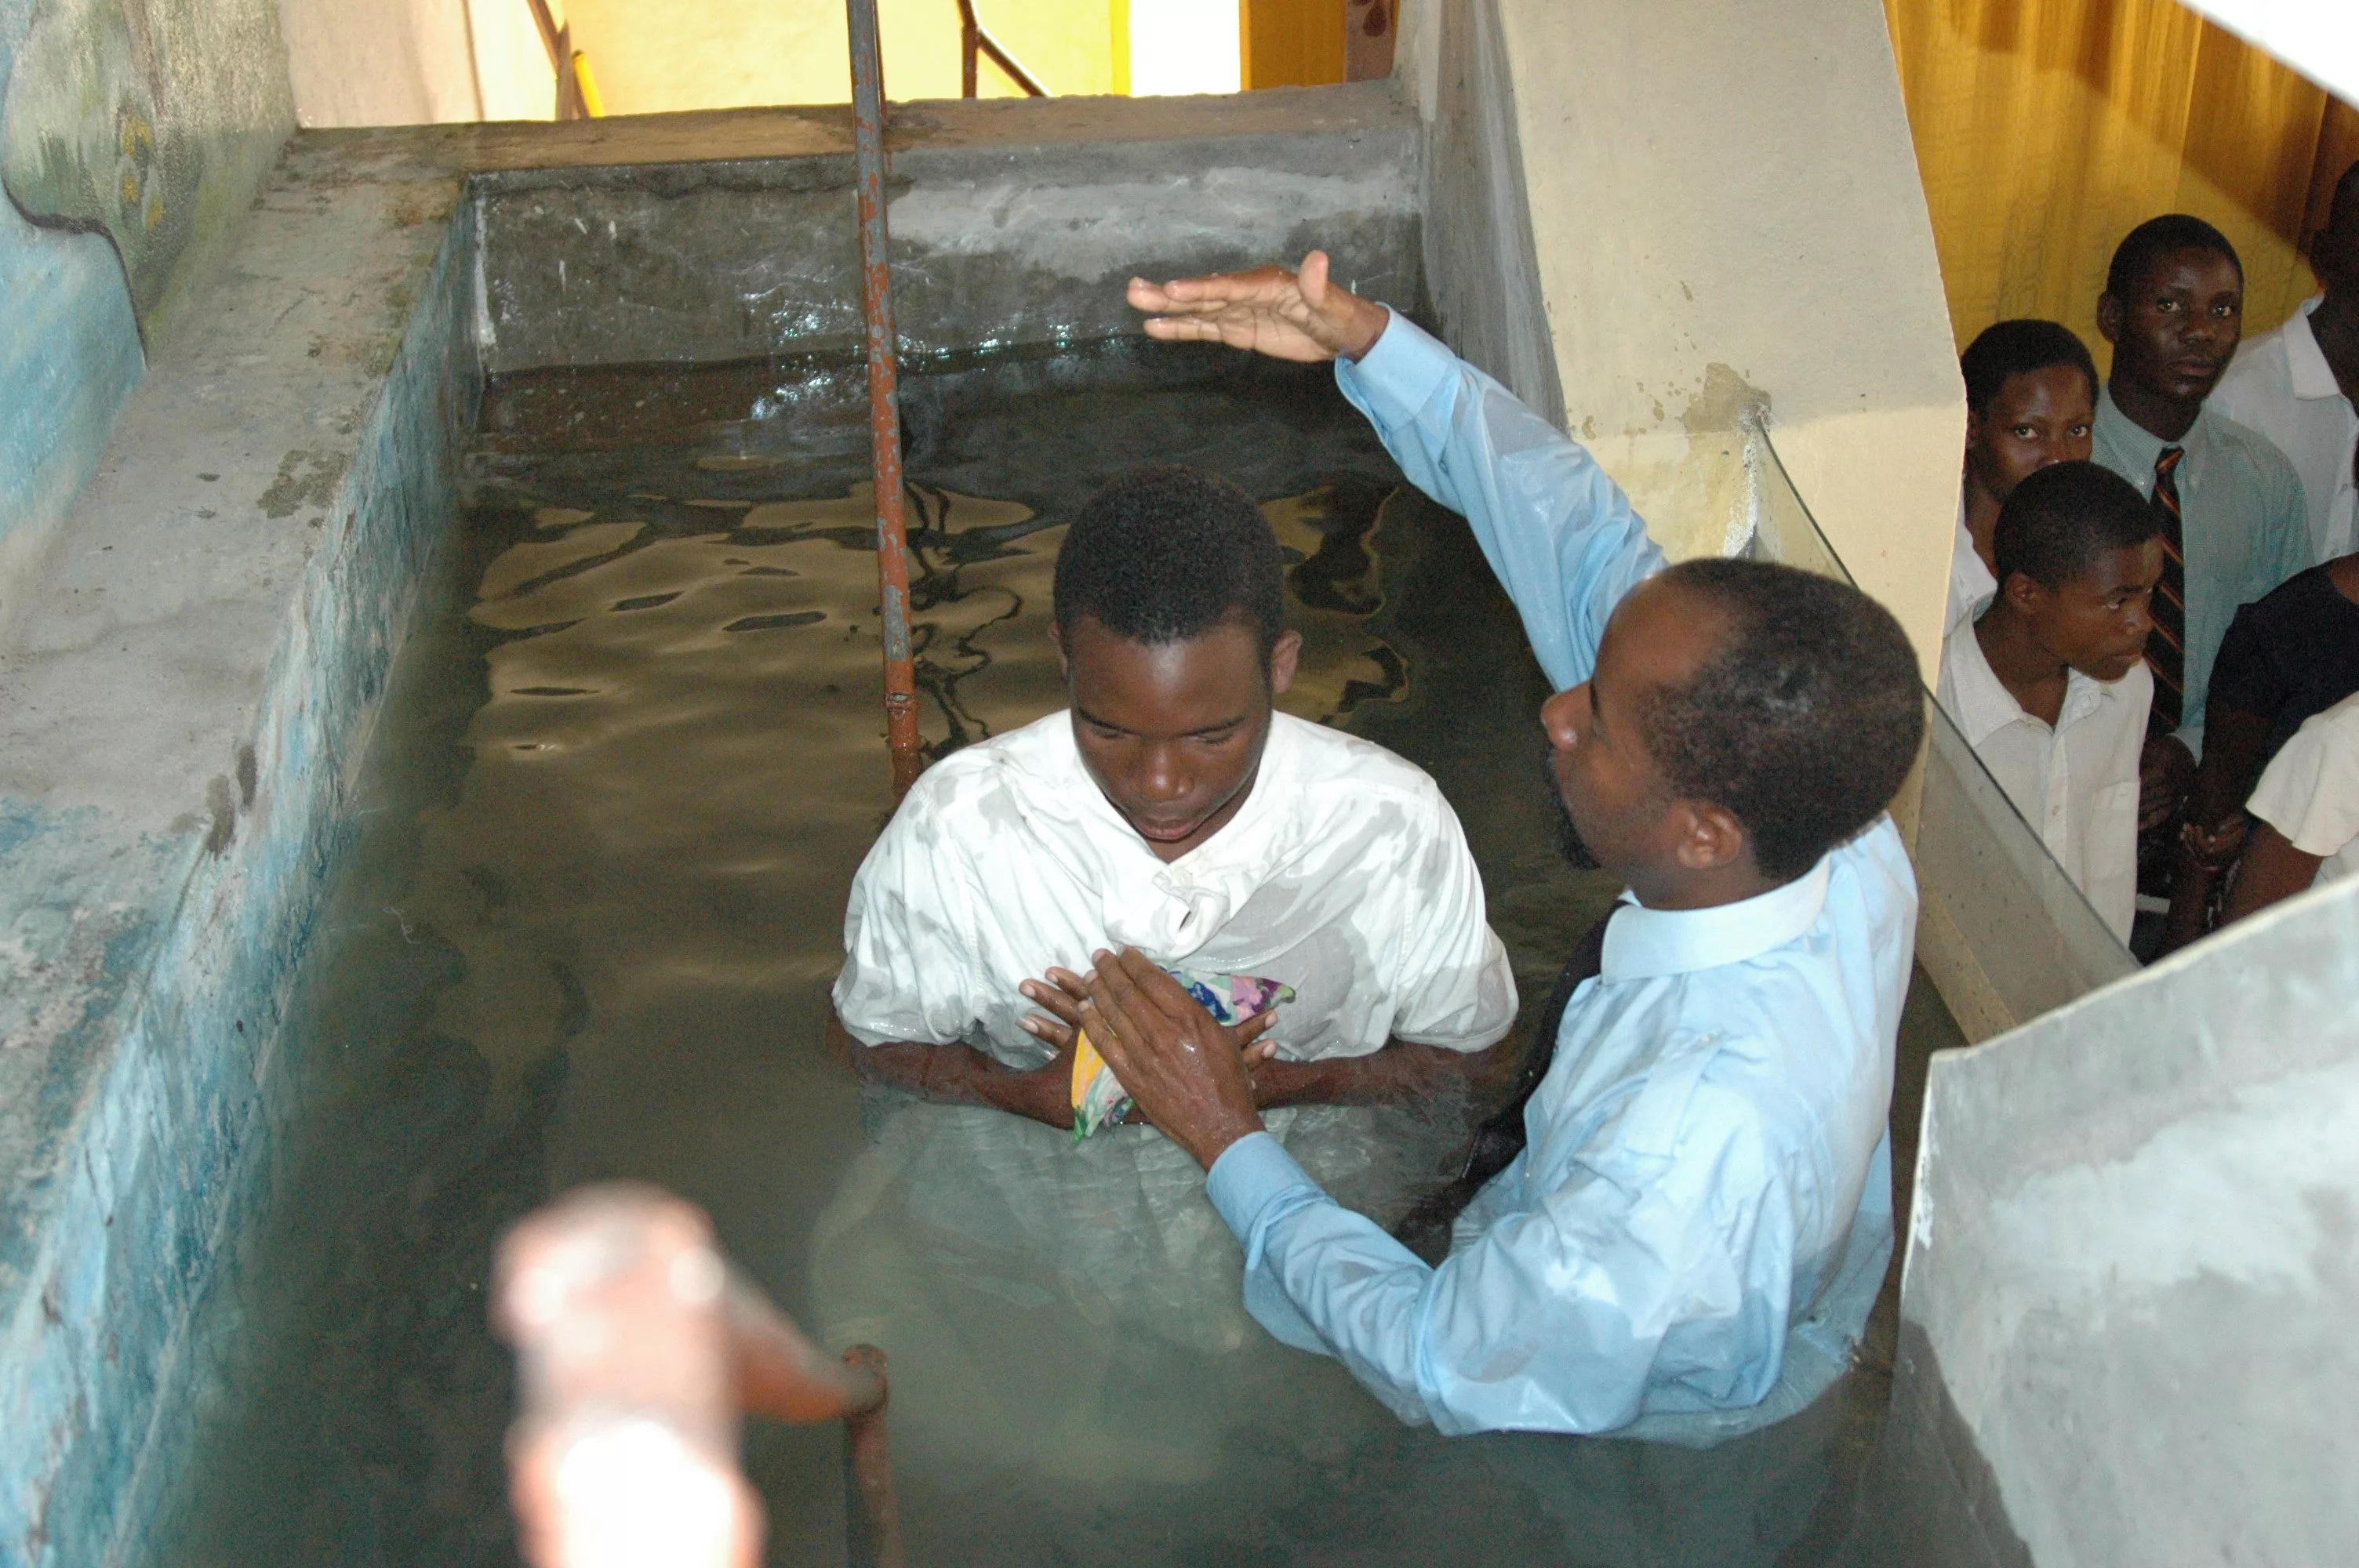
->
xmin=1601 ymin=853 xmax=1833 ymax=982
xmin=1943 ymin=622 xmax=2121 ymax=746
xmin=2284 ymin=295 xmax=2342 ymax=401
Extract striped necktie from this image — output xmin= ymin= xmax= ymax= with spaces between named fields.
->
xmin=2146 ymin=445 xmax=2186 ymax=737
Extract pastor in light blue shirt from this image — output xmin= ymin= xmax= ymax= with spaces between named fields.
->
xmin=1200 ymin=310 xmax=1917 ymax=1446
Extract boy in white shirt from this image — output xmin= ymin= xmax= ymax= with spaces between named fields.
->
xmin=2212 ymin=161 xmax=2358 ymax=567
xmin=830 ymin=463 xmax=1517 ymax=1112
xmin=811 ymin=466 xmax=1517 ymax=1483
xmin=1938 ymin=462 xmax=2163 ymax=939
xmin=2220 ymin=691 xmax=2359 ymax=924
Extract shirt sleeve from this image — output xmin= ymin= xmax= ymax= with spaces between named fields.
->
xmin=1383 ymin=791 xmax=1518 ymax=1051
xmin=1334 ymin=311 xmax=1666 ymax=691
xmin=831 ymin=789 xmax=989 ymax=1047
xmin=2247 ymin=706 xmax=2359 ymax=863
xmin=1205 ymin=1077 xmax=1799 ymax=1437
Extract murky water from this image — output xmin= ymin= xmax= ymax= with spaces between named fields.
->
xmin=147 ymin=347 xmax=1961 ymax=1566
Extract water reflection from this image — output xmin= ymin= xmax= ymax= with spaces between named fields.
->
xmin=146 ymin=358 xmax=1951 ymax=1568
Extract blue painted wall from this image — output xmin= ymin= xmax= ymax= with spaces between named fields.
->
xmin=0 ymin=2 xmax=145 ymax=591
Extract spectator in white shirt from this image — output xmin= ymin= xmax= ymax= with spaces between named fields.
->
xmin=831 ymin=463 xmax=1517 ymax=1124
xmin=1938 ymin=462 xmax=2162 ymax=940
xmin=2219 ymin=690 xmax=2359 ymax=926
xmin=2212 ymin=160 xmax=2359 ymax=567
xmin=1948 ymin=321 xmax=2099 ymax=636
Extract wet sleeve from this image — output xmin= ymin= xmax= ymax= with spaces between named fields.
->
xmin=830 ymin=793 xmax=989 ymax=1047
xmin=1206 ymin=1083 xmax=1797 ymax=1436
xmin=1333 ymin=312 xmax=1665 ymax=691
xmin=1384 ymin=792 xmax=1517 ymax=1051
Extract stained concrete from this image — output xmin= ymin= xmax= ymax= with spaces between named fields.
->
xmin=1399 ymin=0 xmax=1960 ymax=670
xmin=0 ymin=87 xmax=1425 ymax=1566
xmin=1896 ymin=874 xmax=2359 ymax=1563
xmin=0 ymin=132 xmax=478 ymax=1568
xmin=472 ymin=84 xmax=1420 ymax=372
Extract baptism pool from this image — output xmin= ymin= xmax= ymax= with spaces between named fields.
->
xmin=140 ymin=342 xmax=1961 ymax=1566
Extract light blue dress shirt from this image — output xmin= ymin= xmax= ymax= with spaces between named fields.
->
xmin=1204 ymin=312 xmax=1917 ymax=1445
xmin=2092 ymin=384 xmax=2309 ymax=758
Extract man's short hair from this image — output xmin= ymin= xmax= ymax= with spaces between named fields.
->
xmin=2105 ymin=214 xmax=2241 ymax=301
xmin=1053 ymin=466 xmax=1285 ymax=658
xmin=1960 ymin=320 xmax=2097 ymax=416
xmin=1991 ymin=460 xmax=2158 ymax=590
xmin=1639 ymin=560 xmax=1924 ymax=884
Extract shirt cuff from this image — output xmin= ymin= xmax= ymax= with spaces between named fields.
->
xmin=1333 ymin=307 xmax=1456 ymax=427
xmin=1205 ymin=1130 xmax=1322 ymax=1245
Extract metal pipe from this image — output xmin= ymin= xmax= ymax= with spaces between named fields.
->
xmin=848 ymin=0 xmax=925 ymax=800
xmin=956 ymin=0 xmax=1049 ymax=98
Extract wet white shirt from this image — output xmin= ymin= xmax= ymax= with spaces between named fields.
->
xmin=833 ymin=709 xmax=1518 ymax=1064
xmin=2213 ymin=296 xmax=2359 ymax=567
xmin=1937 ymin=621 xmax=2152 ymax=940
xmin=2247 ymin=690 xmax=2359 ymax=888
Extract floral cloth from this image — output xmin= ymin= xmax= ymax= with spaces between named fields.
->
xmin=1070 ymin=968 xmax=1295 ymax=1141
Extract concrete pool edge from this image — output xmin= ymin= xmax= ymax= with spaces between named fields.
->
xmin=0 ymin=88 xmax=1426 ymax=1566
xmin=0 ymin=140 xmax=480 ymax=1566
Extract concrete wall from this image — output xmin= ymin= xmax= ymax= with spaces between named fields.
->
xmin=1399 ymin=0 xmax=1961 ymax=676
xmin=0 ymin=132 xmax=478 ymax=1568
xmin=278 ymin=0 xmax=482 ymax=125
xmin=1885 ymin=874 xmax=2359 ymax=1564
xmin=471 ymin=85 xmax=1419 ymax=372
xmin=0 ymin=0 xmax=295 ymax=623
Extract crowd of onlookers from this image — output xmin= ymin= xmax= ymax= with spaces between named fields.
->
xmin=1938 ymin=160 xmax=2359 ymax=957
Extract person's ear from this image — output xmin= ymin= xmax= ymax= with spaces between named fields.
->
xmin=2003 ymin=569 xmax=2046 ymax=617
xmin=1669 ymin=800 xmax=1749 ymax=874
xmin=1050 ymin=620 xmax=1070 ymax=684
xmin=2095 ymin=291 xmax=2124 ymax=346
xmin=1267 ymin=630 xmax=1303 ymax=699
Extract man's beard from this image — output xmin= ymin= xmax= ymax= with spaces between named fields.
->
xmin=1542 ymin=745 xmax=1601 ymax=869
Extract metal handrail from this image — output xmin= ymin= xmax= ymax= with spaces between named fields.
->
xmin=957 ymin=0 xmax=1048 ymax=97
xmin=849 ymin=0 xmax=926 ymax=800
xmin=523 ymin=0 xmax=593 ymax=120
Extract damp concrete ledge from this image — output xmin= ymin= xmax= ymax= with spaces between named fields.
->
xmin=0 ymin=85 xmax=1419 ymax=1566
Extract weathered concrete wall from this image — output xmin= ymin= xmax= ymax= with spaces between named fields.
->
xmin=277 ymin=0 xmax=482 ymax=126
xmin=1890 ymin=874 xmax=2359 ymax=1564
xmin=1398 ymin=0 xmax=1960 ymax=676
xmin=0 ymin=133 xmax=477 ymax=1568
xmin=0 ymin=0 xmax=295 ymax=645
xmin=472 ymin=84 xmax=1420 ymax=372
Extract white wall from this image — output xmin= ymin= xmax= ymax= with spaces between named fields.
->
xmin=277 ymin=0 xmax=559 ymax=127
xmin=1900 ymin=875 xmax=2359 ymax=1563
xmin=1400 ymin=0 xmax=1961 ymax=677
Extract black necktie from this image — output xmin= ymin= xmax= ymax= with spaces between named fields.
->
xmin=2146 ymin=445 xmax=2187 ymax=737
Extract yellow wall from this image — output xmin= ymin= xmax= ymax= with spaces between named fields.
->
xmin=1885 ymin=0 xmax=2359 ymax=350
xmin=561 ymin=0 xmax=1123 ymax=114
xmin=1241 ymin=0 xmax=1345 ymax=89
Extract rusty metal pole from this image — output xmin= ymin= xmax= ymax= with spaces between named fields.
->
xmin=848 ymin=0 xmax=924 ymax=801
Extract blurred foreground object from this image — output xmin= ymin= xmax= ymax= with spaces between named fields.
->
xmin=494 ymin=1183 xmax=904 ymax=1568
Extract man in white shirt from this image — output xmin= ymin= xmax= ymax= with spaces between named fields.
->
xmin=831 ymin=463 xmax=1517 ymax=1111
xmin=2212 ymin=161 xmax=2359 ymax=568
xmin=1937 ymin=463 xmax=2161 ymax=940
xmin=2220 ymin=691 xmax=2359 ymax=925
xmin=1948 ymin=320 xmax=2099 ymax=636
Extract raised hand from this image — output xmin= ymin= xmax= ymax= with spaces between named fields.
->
xmin=1126 ymin=249 xmax=1391 ymax=365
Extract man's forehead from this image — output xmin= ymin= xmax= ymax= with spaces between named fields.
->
xmin=1598 ymin=578 xmax=1724 ymax=695
xmin=2142 ymin=249 xmax=2240 ymax=293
